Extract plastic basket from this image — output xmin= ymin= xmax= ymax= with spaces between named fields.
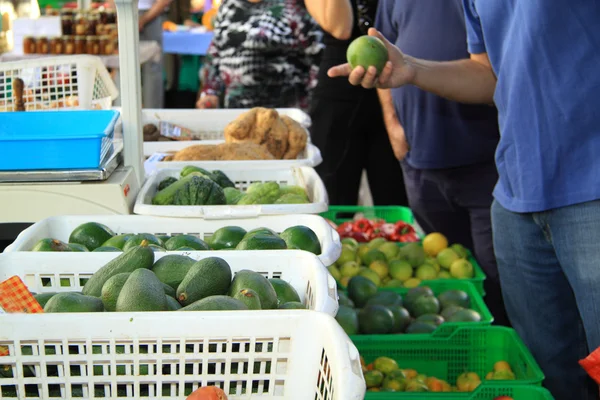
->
xmin=355 ymin=326 xmax=545 ymax=398
xmin=0 ymin=310 xmax=365 ymax=399
xmin=321 ymin=206 xmax=415 ymax=226
xmin=3 ymin=214 xmax=342 ymax=267
xmin=0 ymin=55 xmax=118 ymax=111
xmin=0 ymin=110 xmax=119 ymax=170
xmin=0 ymin=250 xmax=339 ymax=316
xmin=134 ymin=167 xmax=329 ymax=219
xmin=348 ymin=280 xmax=493 ymax=339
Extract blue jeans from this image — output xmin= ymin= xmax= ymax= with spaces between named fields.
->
xmin=492 ymin=200 xmax=600 ymax=400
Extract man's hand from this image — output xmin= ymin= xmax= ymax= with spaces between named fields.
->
xmin=387 ymin=121 xmax=409 ymax=161
xmin=196 ymin=94 xmax=219 ymax=109
xmin=138 ymin=19 xmax=146 ymax=31
xmin=327 ymin=28 xmax=415 ymax=89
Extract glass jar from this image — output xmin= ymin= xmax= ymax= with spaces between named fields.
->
xmin=99 ymin=35 xmax=113 ymax=55
xmin=61 ymin=15 xmax=73 ymax=35
xmin=98 ymin=8 xmax=108 ymax=24
xmin=95 ymin=23 xmax=105 ymax=36
xmin=23 ymin=36 xmax=36 ymax=54
xmin=87 ymin=11 xmax=99 ymax=36
xmin=86 ymin=36 xmax=100 ymax=55
xmin=49 ymin=37 xmax=63 ymax=54
xmin=36 ymin=37 xmax=49 ymax=54
xmin=106 ymin=9 xmax=116 ymax=24
xmin=63 ymin=36 xmax=75 ymax=54
xmin=74 ymin=35 xmax=86 ymax=54
xmin=74 ymin=12 xmax=87 ymax=36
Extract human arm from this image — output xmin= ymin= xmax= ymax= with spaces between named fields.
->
xmin=196 ymin=8 xmax=226 ymax=108
xmin=139 ymin=0 xmax=173 ymax=31
xmin=377 ymin=88 xmax=408 ymax=160
xmin=304 ymin=0 xmax=353 ymax=40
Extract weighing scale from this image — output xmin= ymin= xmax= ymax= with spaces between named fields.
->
xmin=0 ymin=0 xmax=145 ymax=224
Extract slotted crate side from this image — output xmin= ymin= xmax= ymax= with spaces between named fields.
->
xmin=134 ymin=167 xmax=328 ymax=218
xmin=0 ymin=56 xmax=118 ymax=111
xmin=0 ymin=251 xmax=338 ymax=316
xmin=3 ymin=214 xmax=342 ymax=266
xmin=355 ymin=326 xmax=544 ymax=391
xmin=363 ymin=385 xmax=553 ymax=400
xmin=0 ymin=312 xmax=365 ymax=399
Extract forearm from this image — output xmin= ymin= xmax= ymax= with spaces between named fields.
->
xmin=377 ymin=88 xmax=400 ymax=130
xmin=305 ymin=0 xmax=353 ymax=40
xmin=140 ymin=0 xmax=172 ymax=25
xmin=405 ymin=56 xmax=496 ymax=105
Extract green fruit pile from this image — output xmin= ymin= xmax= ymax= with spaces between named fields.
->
xmin=29 ymin=222 xmax=321 ymax=255
xmin=36 ymin=242 xmax=307 ymax=313
xmin=327 ymin=237 xmax=476 ymax=289
xmin=335 ymin=277 xmax=482 ymax=336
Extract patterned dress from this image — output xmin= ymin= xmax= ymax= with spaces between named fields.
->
xmin=200 ymin=0 xmax=323 ymax=111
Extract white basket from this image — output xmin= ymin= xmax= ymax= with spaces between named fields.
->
xmin=3 ymin=214 xmax=342 ymax=267
xmin=134 ymin=167 xmax=329 ymax=219
xmin=0 ymin=250 xmax=339 ymax=316
xmin=0 ymin=310 xmax=364 ymax=399
xmin=0 ymin=55 xmax=119 ymax=111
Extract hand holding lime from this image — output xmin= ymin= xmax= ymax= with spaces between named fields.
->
xmin=346 ymin=35 xmax=389 ymax=75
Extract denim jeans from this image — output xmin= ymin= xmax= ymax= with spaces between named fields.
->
xmin=492 ymin=200 xmax=600 ymax=400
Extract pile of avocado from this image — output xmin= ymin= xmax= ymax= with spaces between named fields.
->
xmin=36 ymin=241 xmax=307 ymax=313
xmin=335 ymin=276 xmax=483 ymax=336
xmin=151 ymin=165 xmax=311 ymax=206
xmin=29 ymin=221 xmax=322 ymax=255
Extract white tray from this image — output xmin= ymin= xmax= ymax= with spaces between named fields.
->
xmin=134 ymin=167 xmax=329 ymax=219
xmin=0 ymin=250 xmax=338 ymax=316
xmin=0 ymin=310 xmax=364 ymax=399
xmin=4 ymin=214 xmax=342 ymax=267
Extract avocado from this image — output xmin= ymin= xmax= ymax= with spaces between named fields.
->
xmin=33 ymin=292 xmax=58 ymax=308
xmin=122 ymin=233 xmax=163 ymax=251
xmin=335 ymin=305 xmax=359 ymax=335
xmin=115 ymin=269 xmax=168 ymax=312
xmin=82 ymin=242 xmax=154 ymax=297
xmin=235 ymin=234 xmax=287 ymax=250
xmin=347 ymin=276 xmax=378 ymax=308
xmin=416 ymin=313 xmax=445 ymax=326
xmin=337 ymin=291 xmax=355 ymax=308
xmin=268 ymin=278 xmax=301 ymax=306
xmin=279 ymin=301 xmax=306 ymax=309
xmin=358 ymin=305 xmax=395 ymax=334
xmin=403 ymin=286 xmax=434 ymax=312
xmin=101 ymin=234 xmax=132 ymax=250
xmin=162 ymin=282 xmax=176 ymax=298
xmin=410 ymin=294 xmax=440 ymax=317
xmin=178 ymin=295 xmax=249 ymax=311
xmin=387 ymin=305 xmax=411 ymax=333
xmin=400 ymin=243 xmax=426 ymax=267
xmin=100 ymin=272 xmax=130 ymax=311
xmin=441 ymin=305 xmax=465 ymax=320
xmin=244 ymin=227 xmax=279 ymax=238
xmin=44 ymin=293 xmax=104 ymax=313
xmin=208 ymin=226 xmax=247 ymax=250
xmin=148 ymin=244 xmax=166 ymax=252
xmin=406 ymin=321 xmax=437 ymax=334
xmin=152 ymin=254 xmax=195 ymax=289
xmin=31 ymin=238 xmax=72 ymax=252
xmin=279 ymin=226 xmax=321 ymax=255
xmin=157 ymin=235 xmax=171 ymax=243
xmin=365 ymin=291 xmax=403 ymax=308
xmin=437 ymin=289 xmax=471 ymax=309
xmin=69 ymin=222 xmax=115 ymax=251
xmin=92 ymin=246 xmax=123 ymax=252
xmin=228 ymin=270 xmax=278 ymax=309
xmin=176 ymin=257 xmax=232 ymax=306
xmin=232 ymin=288 xmax=262 ymax=310
xmin=447 ymin=308 xmax=481 ymax=322
xmin=164 ymin=235 xmax=210 ymax=251
xmin=166 ymin=296 xmax=182 ymax=310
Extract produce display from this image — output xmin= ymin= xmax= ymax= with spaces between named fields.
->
xmin=328 ymin=233 xmax=476 ymax=289
xmin=151 ymin=166 xmax=311 ymax=206
xmin=28 ymin=221 xmax=322 ymax=255
xmin=36 ymin=241 xmax=307 ymax=313
xmin=335 ymin=278 xmax=483 ymax=335
xmin=331 ymin=217 xmax=419 ymax=243
xmin=149 ymin=108 xmax=309 ymax=161
xmin=361 ymin=356 xmax=516 ymax=393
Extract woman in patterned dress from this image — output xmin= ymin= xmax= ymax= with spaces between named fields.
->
xmin=195 ymin=0 xmax=323 ymax=111
xmin=305 ymin=0 xmax=408 ymax=206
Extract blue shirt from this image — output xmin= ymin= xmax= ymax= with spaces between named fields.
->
xmin=375 ymin=0 xmax=499 ymax=170
xmin=464 ymin=0 xmax=600 ymax=213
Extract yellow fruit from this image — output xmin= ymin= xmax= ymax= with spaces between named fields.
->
xmin=490 ymin=370 xmax=516 ymax=380
xmin=422 ymin=232 xmax=448 ymax=256
xmin=415 ymin=264 xmax=438 ymax=280
xmin=369 ymin=260 xmax=389 ymax=279
xmin=373 ymin=357 xmax=399 ymax=375
xmin=494 ymin=360 xmax=512 ymax=372
xmin=359 ymin=268 xmax=382 ymax=287
xmin=456 ymin=372 xmax=481 ymax=392
xmin=327 ymin=265 xmax=342 ymax=281
xmin=389 ymin=259 xmax=413 ymax=282
xmin=340 ymin=261 xmax=361 ymax=278
xmin=403 ymin=278 xmax=422 ymax=288
xmin=437 ymin=248 xmax=460 ymax=269
xmin=450 ymin=259 xmax=475 ymax=279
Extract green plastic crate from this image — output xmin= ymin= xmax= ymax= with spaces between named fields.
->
xmin=365 ymin=385 xmax=553 ymax=399
xmin=356 ymin=326 xmax=544 ymax=398
xmin=349 ymin=280 xmax=493 ymax=339
xmin=321 ymin=206 xmax=415 ymax=225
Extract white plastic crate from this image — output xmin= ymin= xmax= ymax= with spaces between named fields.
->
xmin=0 ymin=250 xmax=339 ymax=316
xmin=134 ymin=167 xmax=329 ymax=219
xmin=0 ymin=311 xmax=364 ymax=399
xmin=0 ymin=55 xmax=118 ymax=111
xmin=3 ymin=214 xmax=342 ymax=270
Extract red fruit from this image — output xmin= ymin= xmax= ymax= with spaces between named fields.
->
xmin=186 ymin=386 xmax=228 ymax=400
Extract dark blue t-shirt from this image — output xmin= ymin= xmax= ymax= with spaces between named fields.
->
xmin=375 ymin=0 xmax=499 ymax=170
xmin=464 ymin=0 xmax=600 ymax=213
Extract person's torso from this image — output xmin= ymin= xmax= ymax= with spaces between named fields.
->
xmin=214 ymin=0 xmax=322 ymax=109
xmin=388 ymin=0 xmax=499 ymax=170
xmin=472 ymin=0 xmax=600 ymax=212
